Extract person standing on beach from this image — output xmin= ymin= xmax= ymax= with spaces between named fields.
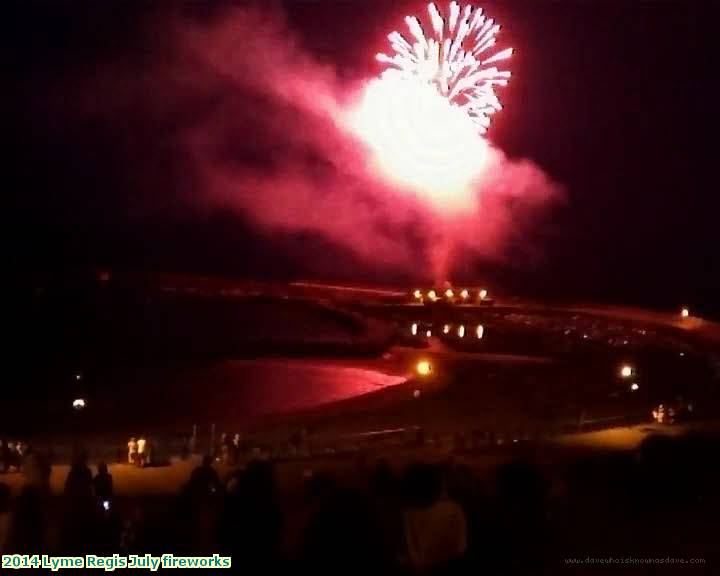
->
xmin=136 ymin=437 xmax=147 ymax=468
xmin=127 ymin=437 xmax=138 ymax=465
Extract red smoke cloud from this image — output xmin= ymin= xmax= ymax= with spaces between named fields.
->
xmin=74 ymin=5 xmax=563 ymax=282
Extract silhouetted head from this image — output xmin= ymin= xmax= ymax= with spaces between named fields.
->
xmin=370 ymin=459 xmax=395 ymax=496
xmin=97 ymin=462 xmax=108 ymax=475
xmin=304 ymin=472 xmax=337 ymax=503
xmin=242 ymin=460 xmax=275 ymax=499
xmin=496 ymin=460 xmax=546 ymax=516
xmin=403 ymin=463 xmax=443 ymax=508
xmin=71 ymin=448 xmax=88 ymax=468
xmin=202 ymin=454 xmax=213 ymax=467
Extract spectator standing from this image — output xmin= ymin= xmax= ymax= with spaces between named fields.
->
xmin=219 ymin=433 xmax=229 ymax=465
xmin=402 ymin=464 xmax=467 ymax=572
xmin=136 ymin=437 xmax=147 ymax=468
xmin=144 ymin=437 xmax=152 ymax=467
xmin=231 ymin=433 xmax=242 ymax=465
xmin=188 ymin=455 xmax=221 ymax=497
xmin=220 ymin=461 xmax=282 ymax=568
xmin=182 ymin=455 xmax=222 ymax=554
xmin=62 ymin=451 xmax=95 ymax=552
xmin=127 ymin=437 xmax=137 ymax=465
xmin=93 ymin=463 xmax=113 ymax=505
xmin=94 ymin=463 xmax=120 ymax=554
xmin=15 ymin=441 xmax=27 ymax=460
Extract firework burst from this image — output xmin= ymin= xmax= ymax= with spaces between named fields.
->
xmin=376 ymin=1 xmax=512 ymax=134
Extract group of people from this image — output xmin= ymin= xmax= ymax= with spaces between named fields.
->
xmin=126 ymin=437 xmax=152 ymax=468
xmin=65 ymin=456 xmax=114 ymax=507
xmin=216 ymin=433 xmax=243 ymax=465
xmin=1 ymin=439 xmax=28 ymax=473
xmin=177 ymin=456 xmax=470 ymax=572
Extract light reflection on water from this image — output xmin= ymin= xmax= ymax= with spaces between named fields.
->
xmin=184 ymin=359 xmax=407 ymax=418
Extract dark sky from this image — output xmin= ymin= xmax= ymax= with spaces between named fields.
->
xmin=9 ymin=0 xmax=720 ymax=316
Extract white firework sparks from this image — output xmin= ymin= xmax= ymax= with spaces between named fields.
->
xmin=376 ymin=1 xmax=512 ymax=134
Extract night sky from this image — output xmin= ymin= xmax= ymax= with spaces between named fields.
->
xmin=10 ymin=0 xmax=719 ymax=316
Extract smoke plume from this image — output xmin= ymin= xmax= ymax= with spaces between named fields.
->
xmin=71 ymin=4 xmax=563 ymax=282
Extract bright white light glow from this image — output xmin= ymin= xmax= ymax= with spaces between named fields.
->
xmin=349 ymin=76 xmax=488 ymax=213
xmin=416 ymin=360 xmax=432 ymax=376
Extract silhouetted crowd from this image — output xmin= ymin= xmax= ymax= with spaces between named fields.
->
xmin=174 ymin=456 xmax=476 ymax=574
xmin=1 ymin=432 xmax=720 ymax=572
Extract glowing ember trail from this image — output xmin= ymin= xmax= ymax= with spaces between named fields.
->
xmin=346 ymin=2 xmax=512 ymax=215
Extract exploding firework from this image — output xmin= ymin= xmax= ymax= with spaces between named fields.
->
xmin=347 ymin=2 xmax=512 ymax=213
xmin=377 ymin=1 xmax=513 ymax=134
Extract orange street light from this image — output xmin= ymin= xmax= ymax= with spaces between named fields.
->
xmin=416 ymin=360 xmax=432 ymax=377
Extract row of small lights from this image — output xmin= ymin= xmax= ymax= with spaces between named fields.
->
xmin=412 ymin=310 xmax=691 ymax=392
xmin=411 ymin=323 xmax=484 ymax=339
xmin=416 ymin=358 xmax=641 ymax=378
xmin=417 ymin=360 xmax=641 ymax=392
xmin=413 ymin=288 xmax=488 ymax=303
